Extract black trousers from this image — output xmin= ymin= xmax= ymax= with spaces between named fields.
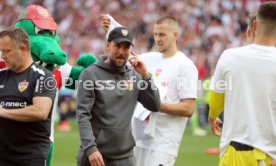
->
xmin=230 ymin=141 xmax=254 ymax=151
xmin=0 ymin=157 xmax=46 ymax=166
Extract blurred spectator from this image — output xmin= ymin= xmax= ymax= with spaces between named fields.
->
xmin=57 ymin=87 xmax=76 ymax=131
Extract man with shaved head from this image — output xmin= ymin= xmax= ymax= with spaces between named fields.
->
xmin=132 ymin=16 xmax=198 ymax=166
xmin=209 ymin=2 xmax=276 ymax=165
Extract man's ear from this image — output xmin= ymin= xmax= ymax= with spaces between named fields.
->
xmin=246 ymin=27 xmax=251 ymax=38
xmin=105 ymin=41 xmax=110 ymax=50
xmin=19 ymin=45 xmax=30 ymax=58
xmin=19 ymin=45 xmax=28 ymax=52
xmin=253 ymin=20 xmax=257 ymax=32
xmin=173 ymin=32 xmax=178 ymax=39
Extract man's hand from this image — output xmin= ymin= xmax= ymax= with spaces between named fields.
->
xmin=88 ymin=151 xmax=105 ymax=166
xmin=100 ymin=14 xmax=110 ymax=33
xmin=271 ymin=160 xmax=276 ymax=166
xmin=128 ymin=52 xmax=149 ymax=78
xmin=208 ymin=117 xmax=223 ymax=136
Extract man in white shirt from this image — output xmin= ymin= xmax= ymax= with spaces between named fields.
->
xmin=209 ymin=2 xmax=276 ymax=166
xmin=101 ymin=15 xmax=198 ymax=166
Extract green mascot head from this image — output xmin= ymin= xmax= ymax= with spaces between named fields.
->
xmin=15 ymin=5 xmax=97 ymax=90
xmin=15 ymin=5 xmax=67 ymax=71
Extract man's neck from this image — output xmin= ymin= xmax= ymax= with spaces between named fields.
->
xmin=253 ymin=36 xmax=276 ymax=47
xmin=162 ymin=46 xmax=178 ymax=58
xmin=14 ymin=59 xmax=33 ymax=73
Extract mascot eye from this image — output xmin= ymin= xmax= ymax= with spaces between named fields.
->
xmin=49 ymin=31 xmax=55 ymax=37
xmin=35 ymin=26 xmax=55 ymax=37
xmin=37 ymin=30 xmax=45 ymax=34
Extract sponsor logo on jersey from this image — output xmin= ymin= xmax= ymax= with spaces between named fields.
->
xmin=18 ymin=81 xmax=29 ymax=92
xmin=0 ymin=101 xmax=27 ymax=108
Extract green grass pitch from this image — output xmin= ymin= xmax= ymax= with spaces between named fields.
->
xmin=53 ymin=120 xmax=220 ymax=166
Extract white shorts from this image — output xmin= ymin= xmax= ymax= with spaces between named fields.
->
xmin=134 ymin=147 xmax=176 ymax=166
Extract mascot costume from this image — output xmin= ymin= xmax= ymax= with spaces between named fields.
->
xmin=0 ymin=5 xmax=97 ymax=166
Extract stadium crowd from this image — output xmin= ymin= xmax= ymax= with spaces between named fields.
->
xmin=0 ymin=0 xmax=261 ymax=78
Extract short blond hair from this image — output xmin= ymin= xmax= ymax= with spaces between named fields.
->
xmin=155 ymin=15 xmax=179 ymax=33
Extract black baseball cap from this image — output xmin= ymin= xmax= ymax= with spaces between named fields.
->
xmin=107 ymin=27 xmax=133 ymax=45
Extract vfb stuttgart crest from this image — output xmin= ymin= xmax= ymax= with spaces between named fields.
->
xmin=18 ymin=81 xmax=29 ymax=92
xmin=37 ymin=7 xmax=49 ymax=17
xmin=121 ymin=29 xmax=128 ymax=36
xmin=124 ymin=79 xmax=133 ymax=91
xmin=155 ymin=69 xmax=162 ymax=77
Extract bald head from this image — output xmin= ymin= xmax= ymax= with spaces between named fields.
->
xmin=256 ymin=1 xmax=276 ymax=37
xmin=155 ymin=16 xmax=179 ymax=34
